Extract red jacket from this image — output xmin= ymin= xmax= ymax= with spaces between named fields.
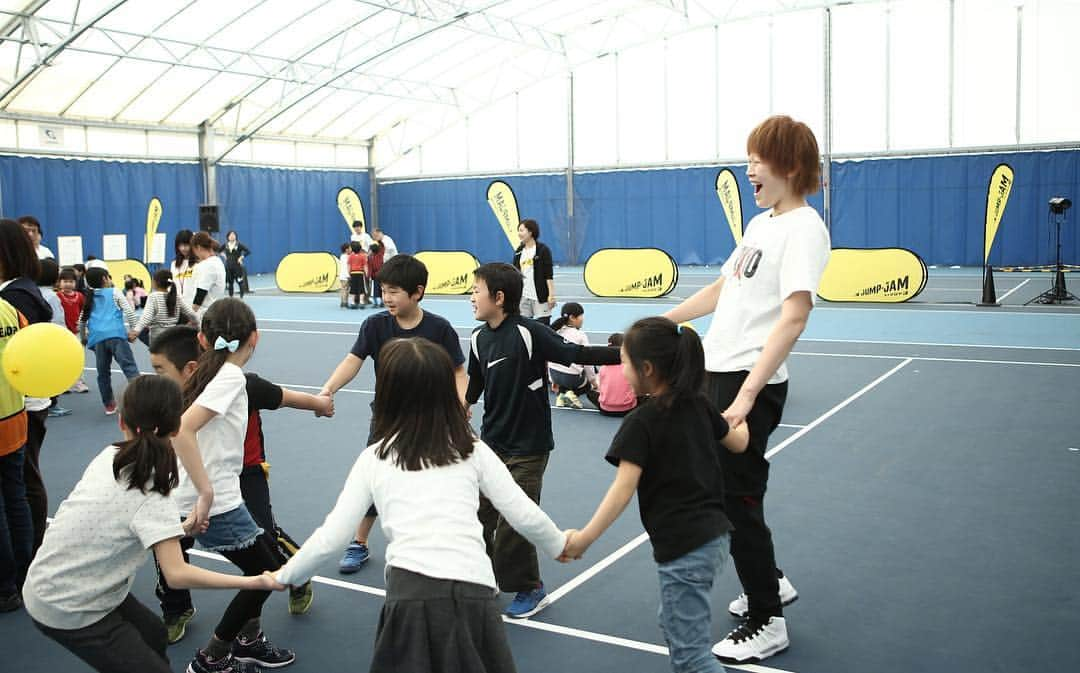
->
xmin=56 ymin=290 xmax=84 ymax=334
xmin=348 ymin=251 xmax=367 ymax=274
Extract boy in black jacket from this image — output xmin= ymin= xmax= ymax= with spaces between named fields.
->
xmin=465 ymin=262 xmax=617 ymax=618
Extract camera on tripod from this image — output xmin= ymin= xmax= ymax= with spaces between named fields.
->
xmin=1049 ymin=197 xmax=1071 ymax=214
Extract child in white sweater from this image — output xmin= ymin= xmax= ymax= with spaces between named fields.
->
xmin=276 ymin=337 xmax=572 ymax=673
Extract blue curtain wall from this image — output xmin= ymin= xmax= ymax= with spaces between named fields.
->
xmin=379 ymin=149 xmax=1079 ymax=268
xmin=0 ymin=155 xmax=201 ymax=265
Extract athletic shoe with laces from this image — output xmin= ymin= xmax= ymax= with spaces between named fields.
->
xmin=563 ymin=390 xmax=583 ymax=409
xmin=555 ymin=393 xmax=567 ymax=408
xmin=288 ymin=581 xmax=313 ymax=615
xmin=338 ymin=542 xmax=369 ymax=574
xmin=48 ymin=406 xmax=72 ymax=417
xmin=69 ymin=379 xmax=90 ymax=393
xmin=187 ymin=650 xmax=261 ymax=673
xmin=104 ymin=402 xmax=117 ymax=415
xmin=504 ymin=583 xmax=548 ymax=619
xmin=165 ymin=607 xmax=196 ymax=644
xmin=232 ymin=632 xmax=296 ymax=668
xmin=712 ymin=616 xmax=789 ymax=663
xmin=728 ymin=574 xmax=799 ymax=618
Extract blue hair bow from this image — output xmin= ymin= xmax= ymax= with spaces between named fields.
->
xmin=214 ymin=336 xmax=240 ymax=352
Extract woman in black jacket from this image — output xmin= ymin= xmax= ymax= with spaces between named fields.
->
xmin=512 ymin=219 xmax=556 ymax=325
xmin=222 ymin=230 xmax=251 ymax=298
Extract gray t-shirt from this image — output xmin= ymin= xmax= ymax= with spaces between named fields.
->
xmin=23 ymin=447 xmax=184 ymax=630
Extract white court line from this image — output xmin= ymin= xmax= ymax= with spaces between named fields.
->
xmin=997 ymin=278 xmax=1031 ymax=302
xmin=764 ymin=358 xmax=912 ymax=460
xmin=185 ymin=544 xmax=793 ymax=673
xmin=545 ymin=533 xmax=649 ymax=607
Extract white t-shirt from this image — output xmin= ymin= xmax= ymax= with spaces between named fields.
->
xmin=23 ymin=447 xmax=184 ymax=630
xmin=519 ymin=245 xmax=537 ymax=301
xmin=36 ymin=245 xmax=54 ymax=260
xmin=378 ymin=234 xmax=398 ymax=259
xmin=351 ymin=232 xmax=373 ymax=249
xmin=703 ymin=206 xmax=831 ymax=383
xmin=173 ymin=362 xmax=248 ymax=518
xmin=171 ymin=259 xmax=193 ymax=298
xmin=187 ymin=255 xmax=226 ymax=313
xmin=277 ymin=440 xmax=565 ymax=591
xmin=339 ymin=253 xmax=350 ymax=281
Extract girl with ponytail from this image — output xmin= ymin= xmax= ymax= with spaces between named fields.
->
xmin=560 ymin=317 xmax=749 ymax=673
xmin=130 ymin=269 xmax=198 ymax=345
xmin=22 ymin=375 xmax=284 ymax=673
xmin=169 ymin=298 xmax=298 ymax=672
xmin=548 ymin=302 xmax=598 ymax=409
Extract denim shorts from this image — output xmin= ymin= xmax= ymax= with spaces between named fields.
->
xmin=194 ymin=505 xmax=264 ymax=553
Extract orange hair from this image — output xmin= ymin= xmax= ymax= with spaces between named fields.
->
xmin=747 ymin=115 xmax=821 ymax=196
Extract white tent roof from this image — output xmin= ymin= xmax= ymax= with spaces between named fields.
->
xmin=0 ymin=0 xmax=871 ymax=161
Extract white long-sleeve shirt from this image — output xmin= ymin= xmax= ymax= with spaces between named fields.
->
xmin=276 ymin=440 xmax=565 ymax=591
xmin=133 ymin=290 xmax=199 ymax=341
xmin=548 ymin=326 xmax=597 ymax=385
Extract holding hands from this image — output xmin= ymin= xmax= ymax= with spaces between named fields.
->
xmin=557 ymin=528 xmax=593 ymax=563
xmin=314 ymin=390 xmax=334 ymax=417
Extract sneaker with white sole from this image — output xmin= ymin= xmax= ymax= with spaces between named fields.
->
xmin=563 ymin=390 xmax=583 ymax=409
xmin=728 ymin=574 xmax=798 ymax=618
xmin=555 ymin=393 xmax=567 ymax=408
xmin=712 ymin=616 xmax=789 ymax=663
xmin=504 ymin=584 xmax=548 ymax=619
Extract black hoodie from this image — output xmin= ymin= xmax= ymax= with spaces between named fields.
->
xmin=0 ymin=276 xmax=53 ymax=325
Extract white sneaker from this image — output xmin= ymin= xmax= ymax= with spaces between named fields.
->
xmin=728 ymin=574 xmax=798 ymax=618
xmin=712 ymin=616 xmax=789 ymax=663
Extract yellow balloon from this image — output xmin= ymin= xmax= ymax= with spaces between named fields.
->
xmin=2 ymin=323 xmax=85 ymax=398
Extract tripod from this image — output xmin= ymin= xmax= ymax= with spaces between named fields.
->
xmin=1027 ymin=202 xmax=1077 ymax=305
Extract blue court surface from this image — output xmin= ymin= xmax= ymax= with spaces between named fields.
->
xmin=3 ymin=268 xmax=1079 ymax=673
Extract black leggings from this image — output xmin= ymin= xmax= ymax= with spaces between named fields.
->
xmin=214 ymin=533 xmax=280 ymax=641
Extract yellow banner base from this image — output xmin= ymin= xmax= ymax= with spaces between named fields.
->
xmin=415 ymin=251 xmax=480 ymax=295
xmin=818 ymin=248 xmax=927 ymax=303
xmin=584 ymin=248 xmax=679 ymax=298
xmin=104 ymin=259 xmax=152 ymax=290
xmin=275 ymin=252 xmax=339 ymax=293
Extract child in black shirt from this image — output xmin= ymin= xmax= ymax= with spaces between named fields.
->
xmin=562 ymin=317 xmax=748 ymax=673
xmin=465 ymin=262 xmax=618 ymax=618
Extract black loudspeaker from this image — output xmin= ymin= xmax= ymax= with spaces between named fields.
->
xmin=199 ymin=204 xmax=219 ymax=233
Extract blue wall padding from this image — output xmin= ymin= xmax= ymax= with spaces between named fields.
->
xmin=216 ymin=165 xmax=369 ymax=273
xmin=377 ymin=173 xmax=569 ymax=264
xmin=0 ymin=155 xmax=201 ymax=264
xmin=2 ymin=149 xmax=1075 ymax=272
xmin=830 ymin=150 xmax=1080 ymax=266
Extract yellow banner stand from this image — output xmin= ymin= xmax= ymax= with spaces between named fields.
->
xmin=143 ymin=196 xmax=162 ymax=264
xmin=715 ymin=168 xmax=743 ymax=246
xmin=337 ymin=187 xmax=365 ymax=236
xmin=583 ymin=248 xmax=679 ymax=298
xmin=275 ymin=252 xmax=339 ymax=293
xmin=486 ymin=180 xmax=521 ymax=251
xmin=818 ymin=248 xmax=927 ymax=302
xmin=979 ymin=163 xmax=1014 ymax=306
xmin=104 ymin=259 xmax=151 ymax=290
xmin=415 ymin=251 xmax=480 ymax=295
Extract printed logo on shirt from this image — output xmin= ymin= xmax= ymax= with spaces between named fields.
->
xmin=487 ymin=357 xmax=509 ymax=368
xmin=732 ymin=246 xmax=763 ymax=279
xmin=519 ymin=257 xmax=534 ymax=270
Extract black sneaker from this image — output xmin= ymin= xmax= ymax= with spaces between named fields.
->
xmin=232 ymin=633 xmax=296 ymax=668
xmin=187 ymin=650 xmax=261 ymax=673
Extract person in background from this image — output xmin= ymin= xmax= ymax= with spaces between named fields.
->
xmin=85 ymin=257 xmax=109 ymax=271
xmin=186 ymin=232 xmax=227 ymax=317
xmin=350 ymin=222 xmax=372 ymax=251
xmin=337 ymin=243 xmax=351 ymax=309
xmin=0 ymin=219 xmax=52 ymax=560
xmin=371 ymin=228 xmax=397 ymax=260
xmin=223 ymin=231 xmax=251 ymax=299
xmin=584 ymin=333 xmax=642 ymax=417
xmin=512 ymin=219 xmax=556 ymax=325
xmin=35 ymin=259 xmax=72 ymax=418
xmin=73 ymin=264 xmax=88 ymax=293
xmin=18 ymin=216 xmax=53 ymax=260
xmin=170 ymin=230 xmax=197 ymax=300
xmin=347 ymin=241 xmax=369 ymax=309
xmin=548 ymin=302 xmax=597 ymax=410
xmin=79 ymin=267 xmax=140 ymax=417
xmin=130 ymin=269 xmax=199 ymax=346
xmin=367 ymin=243 xmax=384 ymax=308
xmin=0 ymin=290 xmax=32 ymax=613
xmin=56 ymin=267 xmax=91 ymax=394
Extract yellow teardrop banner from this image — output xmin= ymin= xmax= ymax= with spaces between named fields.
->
xmin=337 ymin=187 xmax=365 ymax=236
xmin=984 ymin=163 xmax=1014 ymax=264
xmin=486 ymin=180 xmax=521 ymax=251
xmin=583 ymin=248 xmax=679 ymax=298
xmin=144 ymin=196 xmax=162 ymax=263
xmin=275 ymin=252 xmax=339 ymax=293
xmin=818 ymin=248 xmax=927 ymax=303
xmin=415 ymin=251 xmax=480 ymax=295
xmin=715 ymin=169 xmax=743 ymax=246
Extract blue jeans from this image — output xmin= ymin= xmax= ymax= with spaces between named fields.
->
xmin=94 ymin=338 xmax=140 ymax=406
xmin=0 ymin=447 xmax=33 ymax=595
xmin=657 ymin=535 xmax=730 ymax=673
